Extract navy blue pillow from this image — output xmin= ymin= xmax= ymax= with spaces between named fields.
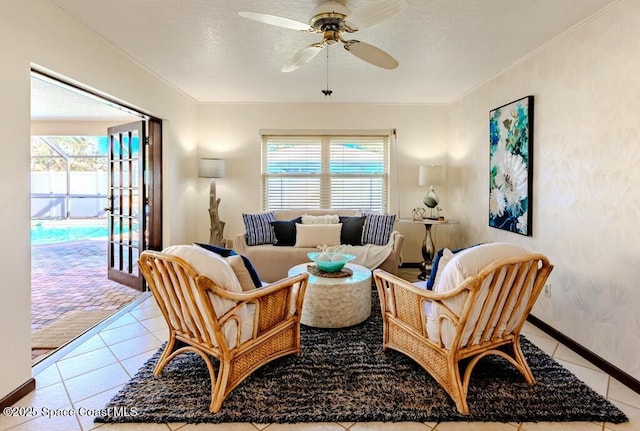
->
xmin=195 ymin=243 xmax=262 ymax=288
xmin=270 ymin=217 xmax=302 ymax=246
xmin=426 ymin=244 xmax=483 ymax=290
xmin=338 ymin=216 xmax=365 ymax=245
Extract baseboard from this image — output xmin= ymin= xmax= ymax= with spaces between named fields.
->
xmin=527 ymin=314 xmax=640 ymax=395
xmin=0 ymin=378 xmax=36 ymax=409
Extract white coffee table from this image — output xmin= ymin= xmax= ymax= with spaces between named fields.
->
xmin=288 ymin=262 xmax=372 ymax=328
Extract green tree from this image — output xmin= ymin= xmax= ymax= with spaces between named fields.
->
xmin=31 ymin=136 xmax=107 ymax=172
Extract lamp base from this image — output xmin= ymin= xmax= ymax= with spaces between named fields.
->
xmin=423 ymin=186 xmax=439 ymax=208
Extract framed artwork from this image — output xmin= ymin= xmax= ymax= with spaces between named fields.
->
xmin=489 ymin=95 xmax=533 ymax=236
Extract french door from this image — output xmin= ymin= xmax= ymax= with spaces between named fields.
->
xmin=106 ymin=120 xmax=162 ymax=290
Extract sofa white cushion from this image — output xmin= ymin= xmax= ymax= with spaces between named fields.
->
xmin=294 ymin=223 xmax=342 ymax=248
xmin=301 ymin=213 xmax=340 ymax=225
xmin=162 ymin=245 xmax=249 ymax=349
xmin=426 ymin=242 xmax=529 ymax=348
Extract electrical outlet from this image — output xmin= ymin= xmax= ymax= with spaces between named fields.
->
xmin=543 ymin=283 xmax=551 ymax=298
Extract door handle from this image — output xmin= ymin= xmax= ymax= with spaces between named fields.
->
xmin=105 ymin=195 xmax=113 ymax=212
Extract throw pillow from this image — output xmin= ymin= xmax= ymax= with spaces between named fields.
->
xmin=301 ymin=214 xmax=340 ymax=225
xmin=194 ymin=243 xmax=234 ymax=257
xmin=270 ymin=217 xmax=302 ymax=246
xmin=338 ymin=216 xmax=365 ymax=246
xmin=195 ymin=243 xmax=261 ymax=289
xmin=362 ymin=213 xmax=396 ymax=245
xmin=226 ymin=255 xmax=256 ymax=292
xmin=242 ymin=212 xmax=276 ymax=246
xmin=294 ymin=223 xmax=342 ymax=248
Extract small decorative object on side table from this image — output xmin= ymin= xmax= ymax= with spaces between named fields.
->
xmin=398 ymin=218 xmax=459 ymax=281
xmin=412 ymin=207 xmax=427 ymax=221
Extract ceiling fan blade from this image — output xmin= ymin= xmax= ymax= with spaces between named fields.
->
xmin=238 ymin=11 xmax=312 ymax=31
xmin=343 ymin=40 xmax=398 ymax=69
xmin=282 ymin=44 xmax=324 ymax=72
xmin=345 ymin=0 xmax=408 ymax=29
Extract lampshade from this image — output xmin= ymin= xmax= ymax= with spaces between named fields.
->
xmin=199 ymin=158 xmax=226 ymax=178
xmin=418 ymin=165 xmax=445 ymax=186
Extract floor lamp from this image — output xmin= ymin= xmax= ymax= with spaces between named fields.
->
xmin=199 ymin=158 xmax=226 ymax=247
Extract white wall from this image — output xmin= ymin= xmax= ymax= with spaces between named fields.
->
xmin=197 ymin=103 xmax=451 ymax=263
xmin=448 ymin=0 xmax=640 ymax=379
xmin=0 ymin=0 xmax=198 ymax=399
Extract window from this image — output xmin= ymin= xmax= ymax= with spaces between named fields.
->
xmin=262 ymin=133 xmax=390 ymax=212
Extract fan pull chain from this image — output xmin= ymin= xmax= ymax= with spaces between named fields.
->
xmin=322 ymin=46 xmax=333 ymax=97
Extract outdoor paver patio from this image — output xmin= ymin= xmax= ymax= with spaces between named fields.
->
xmin=31 ymin=239 xmax=141 ymax=333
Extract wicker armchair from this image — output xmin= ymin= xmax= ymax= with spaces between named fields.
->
xmin=373 ymin=251 xmax=553 ymax=414
xmin=138 ymin=249 xmax=308 ymax=413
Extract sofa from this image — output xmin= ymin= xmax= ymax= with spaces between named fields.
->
xmin=233 ymin=209 xmax=404 ymax=283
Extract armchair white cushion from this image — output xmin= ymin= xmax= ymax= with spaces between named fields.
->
xmin=427 ymin=242 xmax=529 ymax=348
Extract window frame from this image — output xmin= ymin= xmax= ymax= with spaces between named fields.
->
xmin=261 ymin=130 xmax=392 ymax=212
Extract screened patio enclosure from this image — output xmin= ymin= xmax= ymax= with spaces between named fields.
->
xmin=31 ymin=136 xmax=109 ymax=220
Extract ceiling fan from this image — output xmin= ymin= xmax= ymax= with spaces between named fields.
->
xmin=239 ymin=0 xmax=407 ymax=72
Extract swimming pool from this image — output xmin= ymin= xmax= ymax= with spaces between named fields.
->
xmin=31 ymin=221 xmax=109 ymax=245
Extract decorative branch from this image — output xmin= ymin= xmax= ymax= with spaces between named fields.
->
xmin=208 ymin=180 xmax=226 ymax=247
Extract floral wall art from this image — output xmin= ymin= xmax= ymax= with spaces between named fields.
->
xmin=489 ymin=95 xmax=533 ymax=236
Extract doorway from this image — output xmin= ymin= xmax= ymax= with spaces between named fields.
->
xmin=30 ymin=71 xmax=162 ymax=363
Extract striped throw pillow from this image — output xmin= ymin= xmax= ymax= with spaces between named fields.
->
xmin=362 ymin=213 xmax=396 ymax=246
xmin=242 ymin=212 xmax=276 ymax=246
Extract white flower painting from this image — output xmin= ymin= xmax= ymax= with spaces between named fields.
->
xmin=489 ymin=96 xmax=533 ymax=236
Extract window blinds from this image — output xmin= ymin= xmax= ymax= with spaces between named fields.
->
xmin=262 ymin=134 xmax=389 ymax=212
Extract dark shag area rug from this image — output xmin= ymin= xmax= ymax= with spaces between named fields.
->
xmin=96 ymin=290 xmax=628 ymax=425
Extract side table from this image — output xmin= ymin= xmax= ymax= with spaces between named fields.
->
xmin=398 ymin=218 xmax=459 ymax=281
xmin=287 ymin=262 xmax=372 ymax=328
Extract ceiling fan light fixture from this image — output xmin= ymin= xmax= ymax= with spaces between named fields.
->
xmin=311 ymin=1 xmax=351 ymax=20
xmin=239 ymin=0 xmax=405 ymax=72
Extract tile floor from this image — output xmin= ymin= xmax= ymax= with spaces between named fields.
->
xmin=3 ymin=269 xmax=639 ymax=431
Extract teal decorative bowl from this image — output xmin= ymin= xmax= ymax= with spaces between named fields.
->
xmin=307 ymin=252 xmax=356 ymax=272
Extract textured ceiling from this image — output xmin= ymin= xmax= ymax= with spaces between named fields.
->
xmin=31 ymin=76 xmax=141 ymax=121
xmin=45 ymin=0 xmax=617 ymax=105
